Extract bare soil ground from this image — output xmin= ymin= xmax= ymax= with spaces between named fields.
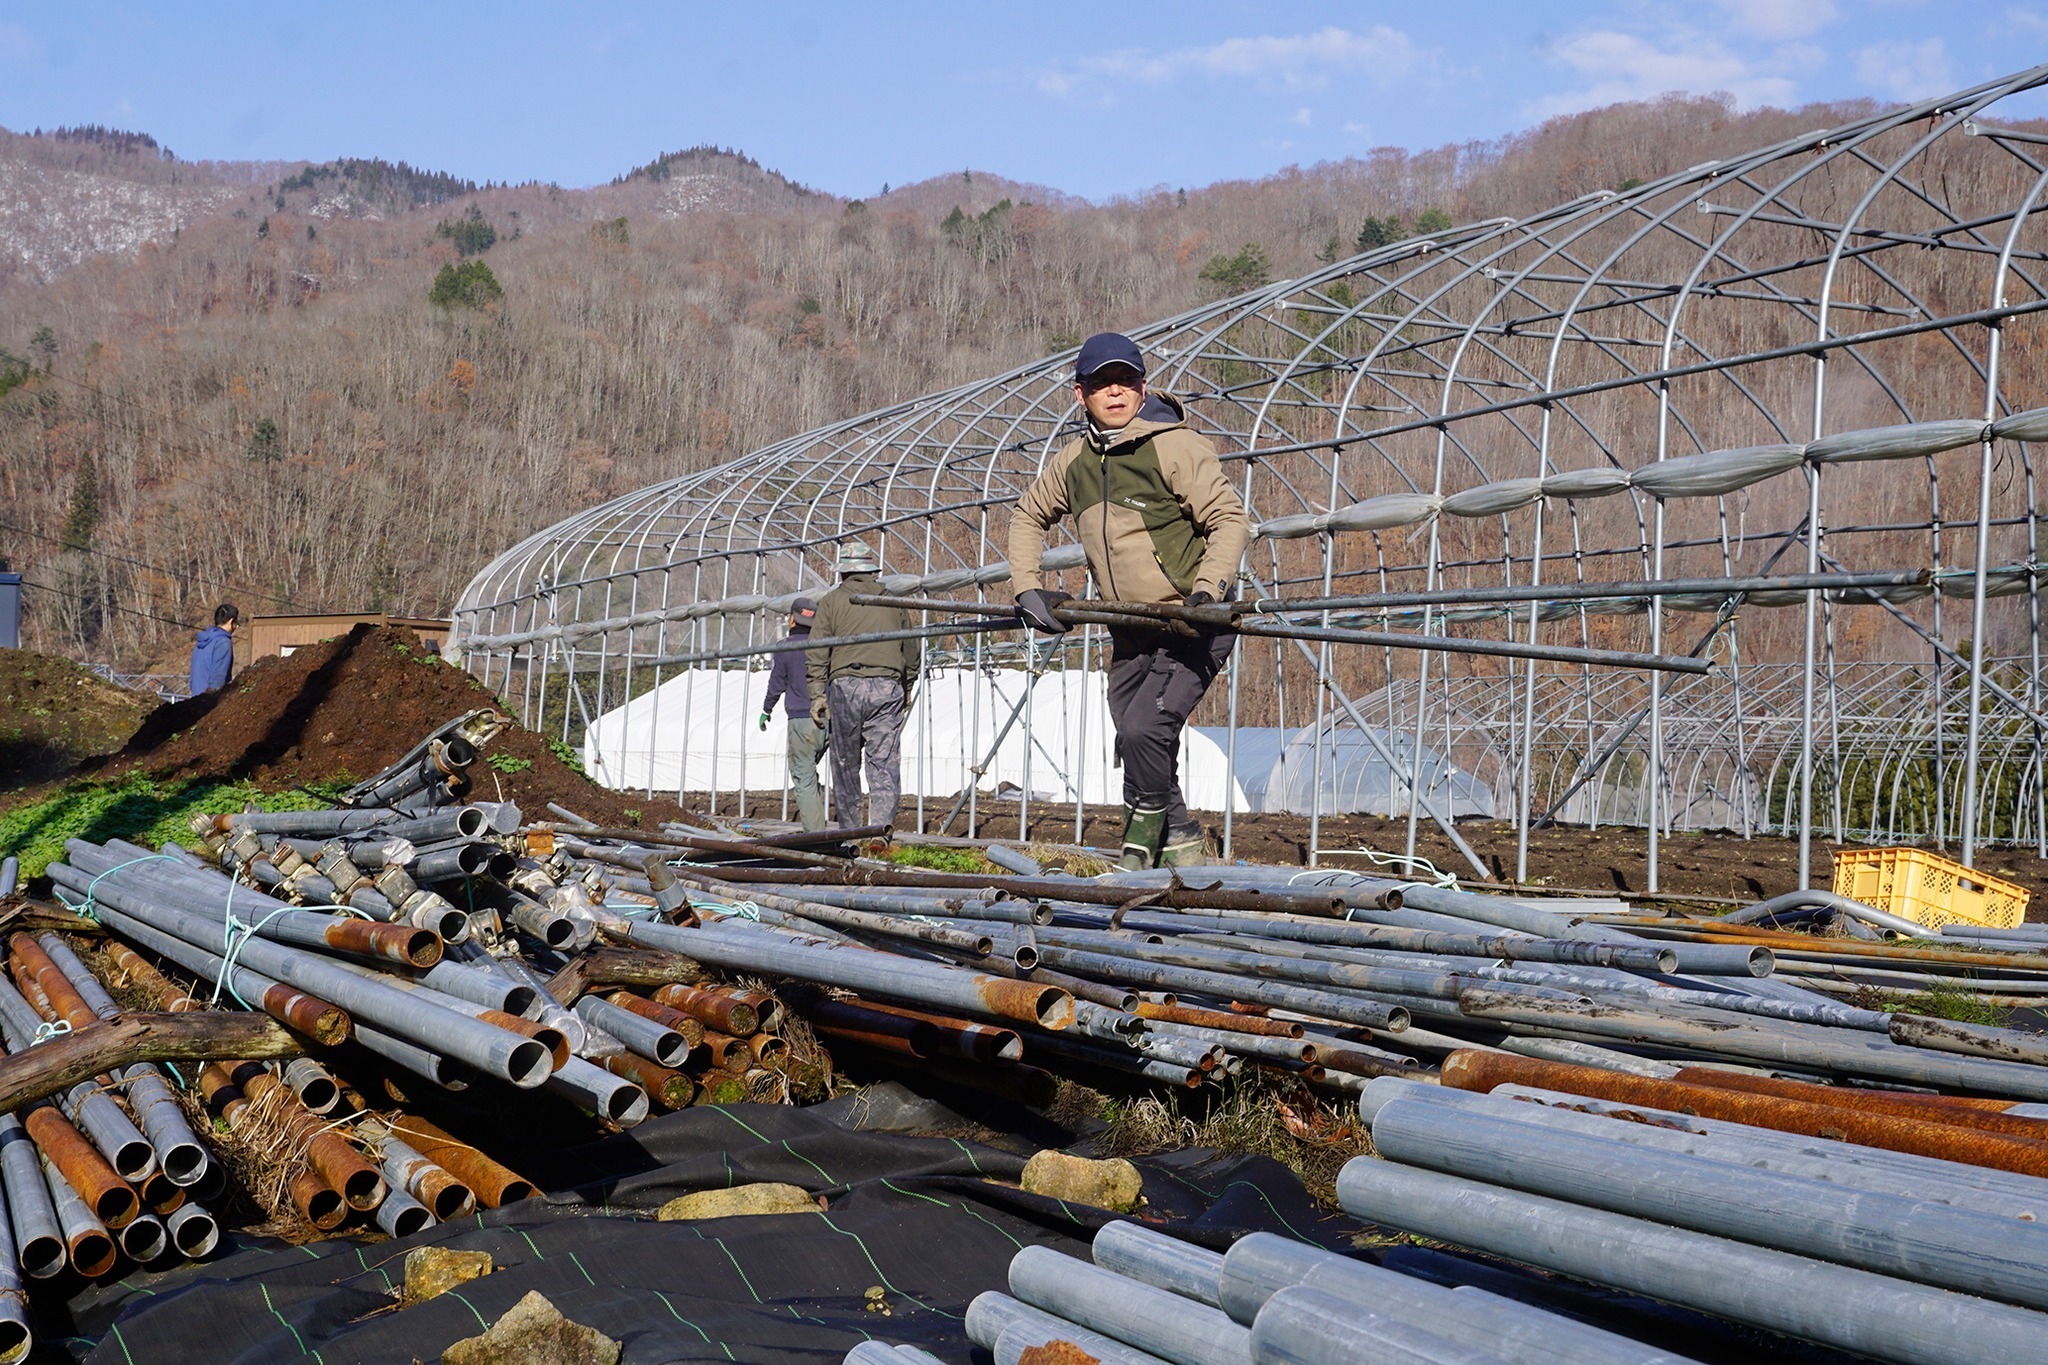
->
xmin=0 ymin=647 xmax=154 ymax=788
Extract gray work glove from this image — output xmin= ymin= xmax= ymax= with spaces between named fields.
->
xmin=1016 ymin=588 xmax=1073 ymax=634
xmin=810 ymin=697 xmax=830 ymax=726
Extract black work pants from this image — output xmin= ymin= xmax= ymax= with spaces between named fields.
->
xmin=1105 ymin=625 xmax=1235 ymax=826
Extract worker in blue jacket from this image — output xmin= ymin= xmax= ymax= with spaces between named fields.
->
xmin=759 ymin=597 xmax=828 ymax=830
xmin=189 ymin=603 xmax=239 ymax=696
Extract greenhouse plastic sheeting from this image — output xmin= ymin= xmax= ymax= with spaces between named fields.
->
xmin=582 ymin=667 xmax=1253 ymax=811
xmin=58 ymin=1090 xmax=1365 ymax=1365
xmin=1260 ymin=722 xmax=1499 ymax=818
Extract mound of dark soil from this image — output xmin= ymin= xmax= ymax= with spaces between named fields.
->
xmin=0 ymin=647 xmax=154 ymax=790
xmin=98 ymin=624 xmax=660 ymax=825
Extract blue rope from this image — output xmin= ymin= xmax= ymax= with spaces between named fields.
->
xmin=55 ymin=852 xmax=178 ymax=924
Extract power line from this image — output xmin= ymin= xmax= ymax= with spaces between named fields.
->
xmin=0 ymin=517 xmax=313 ymax=611
xmin=17 ymin=577 xmax=199 ymax=632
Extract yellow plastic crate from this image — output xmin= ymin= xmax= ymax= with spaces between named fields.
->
xmin=1831 ymin=847 xmax=2030 ymax=931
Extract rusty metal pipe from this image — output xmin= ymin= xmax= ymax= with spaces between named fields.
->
xmin=25 ymin=1107 xmax=135 ymax=1228
xmin=1441 ymin=1051 xmax=2048 ymax=1177
xmin=239 ymin=1070 xmax=385 ymax=1212
xmin=136 ymin=1169 xmax=184 ymax=1218
xmin=625 ymin=918 xmax=1074 ymax=1030
xmin=287 ymin=1169 xmax=346 ymax=1230
xmin=383 ymin=1114 xmax=535 ymax=1207
xmin=600 ymin=1052 xmax=695 ymax=1110
xmin=39 ymin=1149 xmax=115 ymax=1277
xmin=1133 ymin=1001 xmax=1302 ymax=1037
xmin=603 ymin=993 xmax=707 ymax=1049
xmin=1671 ymin=1067 xmax=2048 ymax=1139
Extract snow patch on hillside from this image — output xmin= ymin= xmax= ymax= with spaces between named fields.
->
xmin=0 ymin=156 xmax=240 ymax=279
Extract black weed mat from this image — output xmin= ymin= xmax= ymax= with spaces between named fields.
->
xmin=43 ymin=1087 xmax=1359 ymax=1364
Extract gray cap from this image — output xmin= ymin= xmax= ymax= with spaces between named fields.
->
xmin=836 ymin=542 xmax=881 ymax=575
xmin=791 ymin=596 xmax=818 ymax=623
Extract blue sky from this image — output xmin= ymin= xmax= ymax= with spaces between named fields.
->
xmin=0 ymin=2 xmax=2042 ymax=201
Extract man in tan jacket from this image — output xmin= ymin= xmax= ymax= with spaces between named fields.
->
xmin=1007 ymin=332 xmax=1249 ymax=870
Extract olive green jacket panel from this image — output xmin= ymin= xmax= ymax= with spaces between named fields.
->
xmin=805 ymin=574 xmax=915 ymax=697
xmin=1007 ymin=401 xmax=1249 ymax=604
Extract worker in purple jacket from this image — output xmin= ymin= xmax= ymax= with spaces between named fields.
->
xmin=759 ymin=597 xmax=828 ymax=830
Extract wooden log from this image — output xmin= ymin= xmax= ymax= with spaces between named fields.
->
xmin=0 ymin=1012 xmax=300 ymax=1114
xmin=546 ymin=945 xmax=706 ymax=1004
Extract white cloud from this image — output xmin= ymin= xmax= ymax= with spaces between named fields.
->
xmin=1291 ymin=106 xmax=1313 ymax=126
xmin=1035 ymin=25 xmax=1436 ymax=99
xmin=1854 ymin=38 xmax=1953 ymax=101
xmin=1343 ymin=120 xmax=1370 ymax=136
xmin=1712 ymin=0 xmax=1837 ymax=40
xmin=1529 ymin=28 xmax=1804 ymax=118
xmin=2008 ymin=7 xmax=2048 ymax=34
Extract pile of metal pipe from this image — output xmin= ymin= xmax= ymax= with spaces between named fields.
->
xmin=1344 ymin=1064 xmax=2048 ymax=1364
xmin=928 ymin=1219 xmax=1701 ymax=1365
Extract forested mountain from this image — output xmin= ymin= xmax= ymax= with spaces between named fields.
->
xmin=0 ymin=93 xmax=1942 ymax=667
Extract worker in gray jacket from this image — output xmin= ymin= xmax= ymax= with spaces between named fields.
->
xmin=759 ymin=596 xmax=827 ymax=830
xmin=806 ymin=544 xmax=916 ymax=831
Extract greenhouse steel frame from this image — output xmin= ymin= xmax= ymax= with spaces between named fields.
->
xmin=455 ymin=67 xmax=2048 ymax=889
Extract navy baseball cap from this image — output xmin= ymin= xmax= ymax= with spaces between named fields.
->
xmin=1075 ymin=332 xmax=1146 ymax=380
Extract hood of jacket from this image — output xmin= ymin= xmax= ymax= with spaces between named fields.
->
xmin=1087 ymin=390 xmax=1187 ymax=455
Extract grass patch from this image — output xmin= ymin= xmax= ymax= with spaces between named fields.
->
xmin=0 ymin=774 xmax=337 ymax=881
xmin=887 ymin=844 xmax=993 ymax=875
xmin=1065 ymin=1074 xmax=1373 ymax=1208
xmin=1875 ymin=981 xmax=2011 ymax=1027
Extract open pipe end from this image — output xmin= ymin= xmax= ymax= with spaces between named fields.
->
xmin=67 ymin=1231 xmax=116 ymax=1279
xmin=385 ymin=1201 xmax=434 ymax=1238
xmin=119 ymin=1215 xmax=167 ymax=1264
xmin=1012 ymin=946 xmax=1041 ymax=971
xmin=274 ymin=989 xmax=351 ymax=1046
xmin=1382 ymin=1007 xmax=1412 ymax=1033
xmin=113 ymin=1140 xmax=156 ymax=1184
xmin=1655 ymin=949 xmax=1680 ymax=973
xmin=139 ymin=1170 xmax=186 ymax=1217
xmin=291 ymin=1078 xmax=339 ymax=1115
xmin=422 ymin=1176 xmax=475 ymax=1222
xmin=161 ymin=1145 xmax=209 ymax=1188
xmin=503 ymin=985 xmax=543 ymax=1020
xmin=18 ymin=1233 xmax=65 ymax=1280
xmin=502 ymin=1039 xmax=554 ymax=1089
xmin=606 ymin=1085 xmax=651 ymax=1126
xmin=538 ymin=917 xmax=574 ymax=950
xmin=401 ymin=929 xmax=444 ymax=968
xmin=296 ymin=1178 xmax=346 ymax=1231
xmin=169 ymin=1207 xmax=220 ymax=1258
xmin=342 ymin=1171 xmax=387 ymax=1212
xmin=1747 ymin=946 xmax=1776 ymax=976
xmin=652 ymin=1035 xmax=689 ymax=1069
xmin=493 ymin=1178 xmax=537 ymax=1207
xmin=750 ymin=1036 xmax=788 ymax=1063
xmin=94 ymin=1185 xmax=139 ymax=1227
xmin=1378 ymin=888 xmax=1406 ymax=910
xmin=454 ymin=807 xmax=487 ymax=839
xmin=431 ymin=908 xmax=471 ymax=943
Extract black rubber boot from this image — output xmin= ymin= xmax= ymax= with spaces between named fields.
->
xmin=1119 ymin=798 xmax=1170 ymax=872
xmin=1160 ymin=821 xmax=1208 ymax=868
